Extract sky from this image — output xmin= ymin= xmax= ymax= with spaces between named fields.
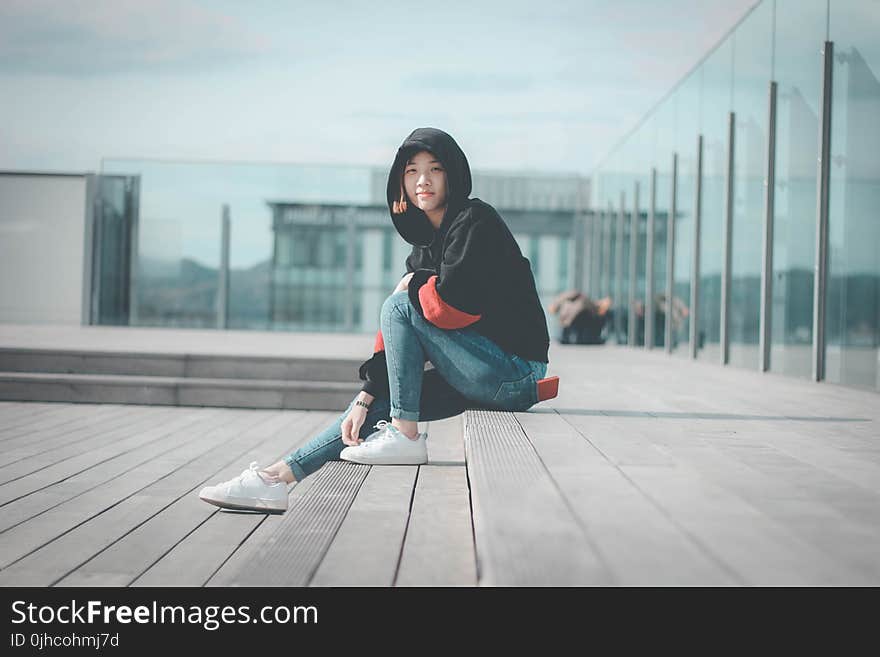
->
xmin=0 ymin=0 xmax=759 ymax=177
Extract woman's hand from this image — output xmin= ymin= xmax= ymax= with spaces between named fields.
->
xmin=393 ymin=272 xmax=415 ymax=294
xmin=341 ymin=402 xmax=368 ymax=446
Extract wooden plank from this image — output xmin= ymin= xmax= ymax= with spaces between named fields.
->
xmin=59 ymin=411 xmax=329 ymax=587
xmin=617 ymin=461 xmax=864 ymax=585
xmin=0 ymin=402 xmax=69 ymax=426
xmin=656 ymin=438 xmax=880 ymax=581
xmin=558 ymin=386 xmax=870 ymax=584
xmin=465 ymin=409 xmax=612 ymax=585
xmin=0 ymin=402 xmax=82 ymax=428
xmin=713 ymin=439 xmax=880 ymax=528
xmin=517 ymin=410 xmax=736 ymax=585
xmin=130 ymin=412 xmax=330 ymax=588
xmin=0 ymin=405 xmax=136 ymax=457
xmin=395 ymin=465 xmax=477 ymax=587
xmin=0 ymin=406 xmax=202 ymax=501
xmin=310 ymin=465 xmax=417 ymax=586
xmin=0 ymin=407 xmax=221 ymax=533
xmin=216 ymin=461 xmax=370 ymax=587
xmin=0 ymin=408 xmax=272 ymax=581
xmin=0 ymin=404 xmax=186 ymax=476
xmin=624 ymin=368 xmax=880 ymax=496
xmin=425 ymin=414 xmax=465 ymax=464
xmin=0 ymin=403 xmax=128 ymax=444
xmin=205 ymin=469 xmax=325 ymax=587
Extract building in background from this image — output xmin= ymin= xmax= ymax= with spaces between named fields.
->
xmin=0 ymin=171 xmax=138 ymax=327
xmin=0 ymin=165 xmax=590 ymax=342
xmin=269 ymin=170 xmax=587 ymax=333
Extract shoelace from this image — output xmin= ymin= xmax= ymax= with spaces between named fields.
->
xmin=364 ymin=420 xmax=397 ymax=444
xmin=238 ymin=462 xmax=261 ymax=482
xmin=366 ymin=420 xmax=391 ymax=442
xmin=365 ymin=420 xmax=422 ymax=445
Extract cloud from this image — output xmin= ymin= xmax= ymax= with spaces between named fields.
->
xmin=0 ymin=0 xmax=273 ymax=76
xmin=399 ymin=71 xmax=536 ymax=94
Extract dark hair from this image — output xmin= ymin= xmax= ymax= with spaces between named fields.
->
xmin=392 ymin=172 xmax=408 ymax=215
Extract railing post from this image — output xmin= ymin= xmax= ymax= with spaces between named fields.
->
xmin=690 ymin=135 xmax=703 ymax=359
xmin=605 ymin=202 xmax=614 ymax=300
xmin=615 ymin=191 xmax=626 ymax=343
xmin=665 ymin=153 xmax=678 ymax=354
xmin=721 ymin=112 xmax=735 ymax=365
xmin=760 ymin=81 xmax=778 ymax=372
xmin=812 ymin=41 xmax=833 ymax=382
xmin=645 ymin=168 xmax=657 ymax=350
xmin=217 ymin=204 xmax=230 ymax=329
xmin=628 ymin=181 xmax=640 ymax=346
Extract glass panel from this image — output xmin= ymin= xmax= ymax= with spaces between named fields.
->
xmin=651 ymin=97 xmax=674 ymax=349
xmin=671 ymin=70 xmax=701 ymax=355
xmin=826 ymin=0 xmax=880 ymax=390
xmin=101 ymin=159 xmax=585 ymax=335
xmin=616 ymin=138 xmax=637 ymax=345
xmin=102 ymin=159 xmax=371 ymax=331
xmin=592 ymin=211 xmax=604 ymax=299
xmin=770 ymin=0 xmax=825 ymax=379
xmin=697 ymin=37 xmax=734 ymax=363
xmin=606 ymin=151 xmax=619 ymax=304
xmin=92 ymin=175 xmax=137 ymax=326
xmin=589 ymin=211 xmax=602 ymax=299
xmin=616 ymin=187 xmax=628 ymax=344
xmin=729 ymin=0 xmax=773 ymax=370
xmin=630 ymin=118 xmax=652 ymax=347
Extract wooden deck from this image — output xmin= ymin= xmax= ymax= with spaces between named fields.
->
xmin=0 ymin=344 xmax=878 ymax=586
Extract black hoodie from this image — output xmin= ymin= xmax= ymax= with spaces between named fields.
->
xmin=358 ymin=127 xmax=550 ymax=399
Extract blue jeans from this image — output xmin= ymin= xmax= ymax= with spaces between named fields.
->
xmin=284 ymin=290 xmax=548 ymax=481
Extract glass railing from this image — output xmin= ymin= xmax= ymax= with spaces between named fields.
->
xmin=590 ymin=0 xmax=880 ymax=391
xmin=93 ymin=158 xmax=587 ymax=339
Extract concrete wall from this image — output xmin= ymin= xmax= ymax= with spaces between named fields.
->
xmin=0 ymin=173 xmax=89 ymax=324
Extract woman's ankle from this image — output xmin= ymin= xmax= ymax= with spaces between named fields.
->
xmin=391 ymin=419 xmax=419 ymax=440
xmin=262 ymin=461 xmax=297 ymax=484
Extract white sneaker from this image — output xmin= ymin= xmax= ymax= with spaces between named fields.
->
xmin=340 ymin=420 xmax=428 ymax=465
xmin=198 ymin=462 xmax=288 ymax=513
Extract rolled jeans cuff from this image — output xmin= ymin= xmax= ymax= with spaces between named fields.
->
xmin=390 ymin=405 xmax=420 ymax=422
xmin=283 ymin=455 xmax=307 ymax=482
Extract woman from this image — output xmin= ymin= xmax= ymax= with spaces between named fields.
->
xmin=199 ymin=127 xmax=551 ymax=513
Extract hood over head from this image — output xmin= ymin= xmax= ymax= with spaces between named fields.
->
xmin=386 ymin=127 xmax=472 ymax=247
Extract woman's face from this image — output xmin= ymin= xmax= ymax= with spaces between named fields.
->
xmin=403 ymin=150 xmax=448 ymax=216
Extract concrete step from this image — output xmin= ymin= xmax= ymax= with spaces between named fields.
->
xmin=0 ymin=347 xmax=364 ymax=383
xmin=0 ymin=371 xmax=360 ymax=411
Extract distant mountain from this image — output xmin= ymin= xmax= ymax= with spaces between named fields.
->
xmin=136 ymin=257 xmax=271 ymax=328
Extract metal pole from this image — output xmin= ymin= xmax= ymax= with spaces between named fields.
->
xmin=616 ymin=191 xmax=626 ymax=343
xmin=665 ymin=153 xmax=678 ymax=354
xmin=83 ymin=174 xmax=98 ymax=325
xmin=645 ymin=168 xmax=657 ymax=350
xmin=217 ymin=204 xmax=230 ymax=329
xmin=345 ymin=210 xmax=356 ymax=331
xmin=605 ymin=203 xmax=614 ymax=299
xmin=628 ymin=180 xmax=640 ymax=346
xmin=269 ymin=209 xmax=277 ymax=327
xmin=587 ymin=212 xmax=602 ymax=298
xmin=128 ymin=178 xmax=140 ymax=326
xmin=721 ymin=112 xmax=735 ymax=366
xmin=813 ymin=41 xmax=833 ymax=382
xmin=587 ymin=212 xmax=595 ymax=298
xmin=573 ymin=210 xmax=586 ymax=293
xmin=760 ymin=81 xmax=778 ymax=372
xmin=690 ymin=135 xmax=703 ymax=359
